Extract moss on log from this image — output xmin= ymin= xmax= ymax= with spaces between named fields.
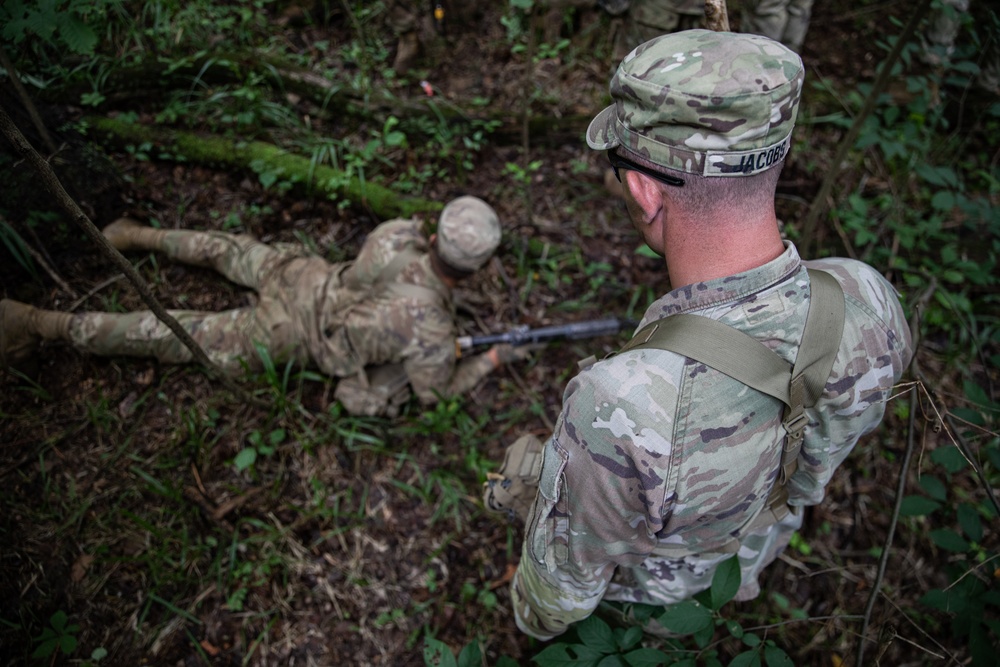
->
xmin=87 ymin=115 xmax=442 ymax=220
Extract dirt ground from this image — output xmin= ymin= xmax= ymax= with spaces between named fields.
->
xmin=1 ymin=1 xmax=995 ymax=666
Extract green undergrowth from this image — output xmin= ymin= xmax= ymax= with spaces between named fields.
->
xmin=1 ymin=360 xmax=517 ymax=663
xmin=827 ymin=18 xmax=1000 ymax=665
xmin=1 ymin=0 xmax=997 ymax=665
xmin=1 ymin=0 xmax=500 ymax=223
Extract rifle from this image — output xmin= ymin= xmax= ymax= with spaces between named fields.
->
xmin=456 ymin=317 xmax=638 ymax=354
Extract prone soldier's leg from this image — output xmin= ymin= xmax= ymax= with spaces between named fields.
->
xmin=103 ymin=218 xmax=284 ymax=291
xmin=68 ymin=291 xmax=309 ymax=372
xmin=68 ymin=307 xmax=281 ymax=373
xmin=157 ymin=232 xmax=283 ymax=290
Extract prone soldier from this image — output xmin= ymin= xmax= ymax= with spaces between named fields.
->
xmin=1 ymin=196 xmax=528 ymax=416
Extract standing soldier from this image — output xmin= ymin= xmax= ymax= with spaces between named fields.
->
xmin=920 ymin=0 xmax=999 ymax=95
xmin=484 ymin=30 xmax=912 ymax=639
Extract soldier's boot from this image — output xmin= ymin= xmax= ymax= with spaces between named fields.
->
xmin=102 ymin=217 xmax=168 ymax=252
xmin=0 ymin=299 xmax=72 ymax=373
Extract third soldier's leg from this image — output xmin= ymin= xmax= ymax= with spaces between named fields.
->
xmin=741 ymin=0 xmax=790 ymax=45
xmin=782 ymin=0 xmax=813 ymax=52
xmin=922 ymin=0 xmax=971 ymax=65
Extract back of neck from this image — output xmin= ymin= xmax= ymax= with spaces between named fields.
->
xmin=663 ymin=216 xmax=785 ymax=288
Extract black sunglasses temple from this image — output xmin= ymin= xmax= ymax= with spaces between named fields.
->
xmin=607 ymin=150 xmax=684 ymax=187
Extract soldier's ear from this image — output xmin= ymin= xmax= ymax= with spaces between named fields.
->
xmin=624 ymin=170 xmax=663 ymax=224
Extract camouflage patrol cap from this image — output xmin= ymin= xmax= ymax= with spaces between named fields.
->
xmin=436 ymin=196 xmax=501 ymax=272
xmin=587 ymin=30 xmax=804 ymax=177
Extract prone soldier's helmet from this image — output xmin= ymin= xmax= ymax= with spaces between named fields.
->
xmin=436 ymin=196 xmax=501 ymax=272
xmin=587 ymin=30 xmax=804 ymax=178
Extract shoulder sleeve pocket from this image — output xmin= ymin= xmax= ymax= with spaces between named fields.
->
xmin=527 ymin=441 xmax=570 ymax=569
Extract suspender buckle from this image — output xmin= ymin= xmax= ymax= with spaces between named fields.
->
xmin=782 ymin=410 xmax=809 ymax=440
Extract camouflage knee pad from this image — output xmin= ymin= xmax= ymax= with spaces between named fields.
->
xmin=482 ymin=434 xmax=544 ymax=523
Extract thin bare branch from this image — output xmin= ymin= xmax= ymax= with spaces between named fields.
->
xmin=704 ymin=0 xmax=731 ymax=32
xmin=0 ymin=99 xmax=264 ymax=408
xmin=0 ymin=44 xmax=57 ymax=154
xmin=0 ymin=214 xmax=78 ymax=298
xmin=855 ymin=271 xmax=937 ymax=667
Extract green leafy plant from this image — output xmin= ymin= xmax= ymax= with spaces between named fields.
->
xmin=816 ymin=17 xmax=1000 ymax=661
xmin=504 ymin=159 xmax=543 ymax=185
xmin=0 ymin=218 xmax=42 ymax=283
xmin=900 ymin=379 xmax=999 ymax=666
xmin=459 ymin=581 xmax=498 ymax=612
xmin=407 ymin=395 xmax=486 ymax=443
xmin=31 ymin=610 xmax=79 ymax=659
xmin=828 ymin=19 xmax=999 ymax=355
xmin=530 ymin=557 xmax=795 ymax=667
xmin=537 ymin=38 xmax=571 ymax=61
xmin=82 ymin=646 xmax=109 ymax=666
xmin=233 ymin=427 xmax=286 ymax=472
xmin=501 ymin=0 xmax=535 ymax=47
xmin=424 ymin=636 xmax=520 ymax=667
xmin=1 ymin=0 xmax=101 ymax=56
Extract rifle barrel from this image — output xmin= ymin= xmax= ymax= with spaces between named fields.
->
xmin=456 ymin=317 xmax=636 ymax=351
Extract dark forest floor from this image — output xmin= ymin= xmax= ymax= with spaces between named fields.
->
xmin=2 ymin=1 xmax=998 ymax=666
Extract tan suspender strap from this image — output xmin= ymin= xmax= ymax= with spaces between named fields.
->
xmin=619 ymin=268 xmax=844 ymax=413
xmin=779 ymin=269 xmax=846 ymax=483
xmin=620 ymin=313 xmax=794 ymax=405
xmin=790 ymin=269 xmax=846 ymax=406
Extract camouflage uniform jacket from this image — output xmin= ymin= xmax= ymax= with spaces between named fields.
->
xmin=309 ymin=219 xmax=492 ymax=404
xmin=511 ymin=242 xmax=912 ymax=639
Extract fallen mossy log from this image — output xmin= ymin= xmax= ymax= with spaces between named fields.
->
xmin=87 ymin=115 xmax=442 ymax=220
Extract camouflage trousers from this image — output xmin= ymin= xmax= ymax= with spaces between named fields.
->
xmin=740 ymin=0 xmax=814 ymax=53
xmin=613 ymin=0 xmax=705 ymax=60
xmin=924 ymin=0 xmax=970 ymax=57
xmin=920 ymin=0 xmax=999 ymax=93
xmin=69 ymin=231 xmax=333 ymax=374
xmin=599 ymin=507 xmax=804 ymax=636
